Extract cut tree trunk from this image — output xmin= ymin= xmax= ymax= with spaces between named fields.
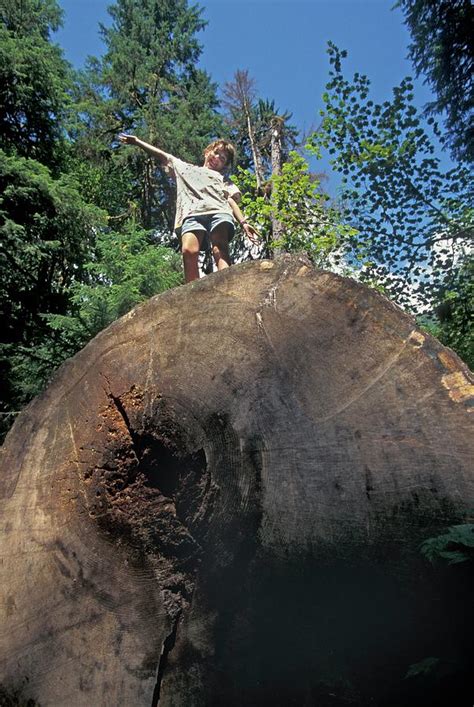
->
xmin=1 ymin=256 xmax=473 ymax=707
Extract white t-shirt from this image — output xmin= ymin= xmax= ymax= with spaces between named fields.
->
xmin=166 ymin=155 xmax=241 ymax=230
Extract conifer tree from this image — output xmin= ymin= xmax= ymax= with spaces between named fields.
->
xmin=0 ymin=0 xmax=104 ymax=438
xmin=0 ymin=0 xmax=68 ymax=166
xmin=397 ymin=0 xmax=474 ymax=163
xmin=73 ymin=0 xmax=223 ymax=232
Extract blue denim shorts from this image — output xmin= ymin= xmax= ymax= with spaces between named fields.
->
xmin=179 ymin=213 xmax=235 ymax=250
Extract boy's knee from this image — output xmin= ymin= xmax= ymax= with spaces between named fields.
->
xmin=212 ymin=240 xmax=230 ymax=258
xmin=181 ymin=235 xmax=200 ymax=256
xmin=182 ymin=244 xmax=198 ymax=256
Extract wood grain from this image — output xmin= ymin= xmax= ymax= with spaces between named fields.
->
xmin=1 ymin=256 xmax=472 ymax=706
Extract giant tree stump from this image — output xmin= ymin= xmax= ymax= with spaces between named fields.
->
xmin=1 ymin=256 xmax=473 ymax=706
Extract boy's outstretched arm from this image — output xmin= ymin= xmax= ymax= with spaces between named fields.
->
xmin=228 ymin=196 xmax=261 ymax=245
xmin=118 ymin=133 xmax=171 ymax=166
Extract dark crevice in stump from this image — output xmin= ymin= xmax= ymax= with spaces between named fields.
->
xmin=83 ymin=387 xmax=213 ymax=619
xmin=151 ymin=614 xmax=180 ymax=707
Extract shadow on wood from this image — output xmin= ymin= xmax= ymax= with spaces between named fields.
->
xmin=1 ymin=255 xmax=473 ymax=706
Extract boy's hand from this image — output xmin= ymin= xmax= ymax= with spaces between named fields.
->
xmin=118 ymin=133 xmax=138 ymax=145
xmin=242 ymin=222 xmax=261 ymax=245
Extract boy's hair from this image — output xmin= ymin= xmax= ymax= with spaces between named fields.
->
xmin=203 ymin=140 xmax=236 ymax=168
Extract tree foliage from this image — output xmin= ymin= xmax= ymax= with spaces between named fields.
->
xmin=308 ymin=43 xmax=474 ymax=315
xmin=222 ymin=70 xmax=298 ymax=185
xmin=0 ymin=0 xmax=106 ymax=437
xmin=0 ymin=149 xmax=104 ymax=433
xmin=232 ymin=152 xmax=355 ymax=267
xmin=421 ymin=522 xmax=474 ymax=565
xmin=74 ymin=0 xmax=223 ymax=232
xmin=222 ymin=69 xmax=338 ymax=262
xmin=0 ymin=0 xmax=70 ymax=166
xmin=397 ymin=0 xmax=474 ymax=163
xmin=47 ymin=224 xmax=183 ymax=354
xmin=433 ymin=255 xmax=473 ymax=369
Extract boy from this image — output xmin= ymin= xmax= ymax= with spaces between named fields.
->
xmin=118 ymin=134 xmax=259 ymax=283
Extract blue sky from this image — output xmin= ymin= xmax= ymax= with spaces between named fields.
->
xmin=54 ymin=0 xmax=437 ymax=187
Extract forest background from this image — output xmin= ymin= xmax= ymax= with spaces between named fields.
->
xmin=0 ymin=0 xmax=472 ymax=441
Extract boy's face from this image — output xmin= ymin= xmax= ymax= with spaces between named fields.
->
xmin=204 ymin=147 xmax=229 ymax=172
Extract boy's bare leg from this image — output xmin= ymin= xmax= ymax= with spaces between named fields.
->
xmin=181 ymin=231 xmax=203 ymax=283
xmin=210 ymin=224 xmax=231 ymax=271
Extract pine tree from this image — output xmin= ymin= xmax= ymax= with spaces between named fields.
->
xmin=0 ymin=0 xmax=69 ymax=166
xmin=73 ymin=0 xmax=223 ymax=232
xmin=0 ymin=0 xmax=106 ymax=438
xmin=397 ymin=0 xmax=474 ymax=163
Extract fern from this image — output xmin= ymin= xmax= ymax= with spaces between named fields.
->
xmin=421 ymin=523 xmax=474 ymax=565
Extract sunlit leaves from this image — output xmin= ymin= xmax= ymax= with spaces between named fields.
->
xmin=307 ymin=43 xmax=474 ymax=315
xmin=434 ymin=256 xmax=473 ymax=368
xmin=46 ymin=224 xmax=183 ymax=350
xmin=0 ymin=2 xmax=72 ymax=167
xmin=0 ymin=148 xmax=106 ymax=435
xmin=232 ymin=152 xmax=356 ymax=268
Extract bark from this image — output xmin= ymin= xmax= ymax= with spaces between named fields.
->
xmin=141 ymin=157 xmax=155 ymax=229
xmin=270 ymin=116 xmax=284 ymax=253
xmin=245 ymin=100 xmax=265 ymax=191
xmin=0 ymin=255 xmax=473 ymax=706
xmin=222 ymin=70 xmax=265 ymax=189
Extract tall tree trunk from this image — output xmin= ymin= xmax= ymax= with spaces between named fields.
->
xmin=1 ymin=256 xmax=473 ymax=706
xmin=270 ymin=116 xmax=285 ymax=255
xmin=244 ymin=98 xmax=265 ymax=191
xmin=141 ymin=157 xmax=155 ymax=229
xmin=222 ymin=70 xmax=265 ymax=190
